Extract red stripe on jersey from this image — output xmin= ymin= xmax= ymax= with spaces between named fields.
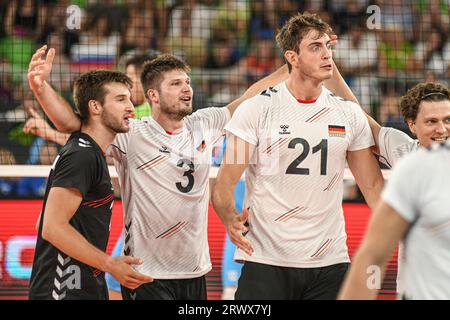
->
xmin=315 ymin=238 xmax=336 ymax=257
xmin=309 ymin=108 xmax=332 ymax=123
xmin=83 ymin=194 xmax=114 ymax=207
xmin=297 ymin=99 xmax=317 ymax=104
xmin=266 ymin=138 xmax=289 ymax=154
xmin=92 ymin=195 xmax=114 ymax=208
xmin=141 ymin=155 xmax=168 ymax=170
xmin=305 ymin=107 xmax=330 ymax=123
xmin=161 ymin=221 xmax=188 ymax=239
xmin=156 ymin=222 xmax=182 ymax=239
xmin=311 ymin=239 xmax=332 ymax=258
xmin=137 ymin=155 xmax=162 ymax=169
xmin=279 ymin=206 xmax=305 ymax=222
xmin=323 ymin=173 xmax=339 ymax=191
xmin=275 ymin=206 xmax=305 ymax=222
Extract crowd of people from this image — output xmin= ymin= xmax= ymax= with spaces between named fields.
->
xmin=1 ymin=0 xmax=450 ymax=171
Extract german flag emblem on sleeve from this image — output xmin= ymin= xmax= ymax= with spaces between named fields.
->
xmin=328 ymin=125 xmax=346 ymax=137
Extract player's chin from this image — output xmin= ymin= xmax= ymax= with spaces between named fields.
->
xmin=180 ymin=104 xmax=193 ymax=116
xmin=319 ymin=69 xmax=333 ymax=80
xmin=116 ymin=123 xmax=131 ymax=133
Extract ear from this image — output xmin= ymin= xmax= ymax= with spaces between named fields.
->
xmin=88 ymin=100 xmax=102 ymax=116
xmin=407 ymin=119 xmax=416 ymax=135
xmin=147 ymin=89 xmax=159 ymax=104
xmin=284 ymin=50 xmax=299 ymax=69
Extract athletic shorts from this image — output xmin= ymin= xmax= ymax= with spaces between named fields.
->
xmin=235 ymin=261 xmax=349 ymax=300
xmin=121 ymin=275 xmax=207 ymax=300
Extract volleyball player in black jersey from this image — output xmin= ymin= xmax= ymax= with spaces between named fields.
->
xmin=28 ymin=67 xmax=152 ymax=300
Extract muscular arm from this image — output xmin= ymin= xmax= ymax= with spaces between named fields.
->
xmin=212 ymin=134 xmax=254 ymax=255
xmin=338 ymin=201 xmax=410 ymax=299
xmin=327 ymin=61 xmax=382 ymax=150
xmin=28 ymin=46 xmax=81 ymax=133
xmin=42 ymin=187 xmax=112 ymax=270
xmin=347 ymin=148 xmax=384 ymax=209
xmin=225 ymin=64 xmax=289 ymax=116
xmin=42 ymin=187 xmax=152 ymax=288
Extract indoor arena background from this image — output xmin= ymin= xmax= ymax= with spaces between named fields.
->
xmin=1 ymin=0 xmax=449 ymax=299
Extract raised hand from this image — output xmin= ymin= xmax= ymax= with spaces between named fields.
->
xmin=27 ymin=45 xmax=55 ymax=94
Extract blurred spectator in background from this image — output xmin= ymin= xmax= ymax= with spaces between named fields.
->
xmin=204 ymin=34 xmax=240 ymax=70
xmin=334 ymin=20 xmax=379 ymax=111
xmin=70 ymin=11 xmax=120 ymax=69
xmin=118 ymin=2 xmax=156 ymax=63
xmin=376 ymin=0 xmax=415 ymax=40
xmin=124 ymin=53 xmax=159 ymax=119
xmin=16 ymin=141 xmax=58 ymax=197
xmin=248 ymin=0 xmax=279 ymax=41
xmin=43 ymin=31 xmax=73 ymax=94
xmin=414 ymin=27 xmax=450 ymax=80
xmin=202 ymin=33 xmax=242 ymax=106
xmin=165 ymin=0 xmax=214 ymax=67
xmin=212 ymin=0 xmax=250 ymax=60
xmin=378 ymin=89 xmax=409 ymax=134
xmin=4 ymin=0 xmax=47 ymax=40
xmin=415 ymin=0 xmax=450 ymax=36
xmin=0 ymin=148 xmax=19 ymax=197
xmin=332 ymin=0 xmax=367 ymax=35
xmin=378 ymin=25 xmax=416 ymax=95
xmin=237 ymin=36 xmax=281 ymax=83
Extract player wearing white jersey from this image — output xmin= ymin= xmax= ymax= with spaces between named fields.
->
xmin=339 ymin=139 xmax=450 ymax=300
xmin=108 ymin=107 xmax=229 ymax=280
xmin=212 ymin=13 xmax=384 ymax=300
xmin=26 ymin=45 xmax=295 ymax=299
xmin=338 ymin=82 xmax=450 ymax=299
xmin=368 ymin=83 xmax=450 ymax=169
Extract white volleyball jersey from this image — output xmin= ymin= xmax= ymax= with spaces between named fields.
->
xmin=225 ymin=82 xmax=374 ymax=268
xmin=107 ymin=107 xmax=230 ymax=279
xmin=378 ymin=127 xmax=419 ymax=168
xmin=377 ymin=127 xmax=419 ymax=295
xmin=382 ymin=140 xmax=450 ymax=299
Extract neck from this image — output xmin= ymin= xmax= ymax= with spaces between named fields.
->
xmin=151 ymin=109 xmax=184 ymax=134
xmin=285 ymin=70 xmax=324 ymax=101
xmin=81 ymin=123 xmax=116 ymax=154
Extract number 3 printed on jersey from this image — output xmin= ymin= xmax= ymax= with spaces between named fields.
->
xmin=176 ymin=159 xmax=195 ymax=193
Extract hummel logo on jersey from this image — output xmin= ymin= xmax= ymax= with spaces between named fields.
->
xmin=78 ymin=138 xmax=92 ymax=148
xmin=279 ymin=125 xmax=291 ymax=135
xmin=260 ymin=86 xmax=278 ymax=97
xmin=159 ymin=145 xmax=170 ymax=154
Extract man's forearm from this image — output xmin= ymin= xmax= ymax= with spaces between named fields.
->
xmin=325 ymin=61 xmax=359 ymax=104
xmin=359 ymin=177 xmax=384 ymax=210
xmin=338 ymin=250 xmax=388 ymax=299
xmin=226 ymin=65 xmax=289 ymax=115
xmin=33 ymin=81 xmax=81 ymax=133
xmin=42 ymin=222 xmax=113 ymax=273
xmin=212 ymin=184 xmax=239 ymax=227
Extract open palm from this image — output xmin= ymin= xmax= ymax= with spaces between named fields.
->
xmin=27 ymin=45 xmax=55 ymax=93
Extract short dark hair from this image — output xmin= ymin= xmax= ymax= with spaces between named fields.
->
xmin=73 ymin=70 xmax=132 ymax=124
xmin=141 ymin=54 xmax=190 ymax=96
xmin=400 ymin=82 xmax=450 ymax=121
xmin=125 ymin=53 xmax=160 ymax=73
xmin=276 ymin=12 xmax=334 ymax=72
